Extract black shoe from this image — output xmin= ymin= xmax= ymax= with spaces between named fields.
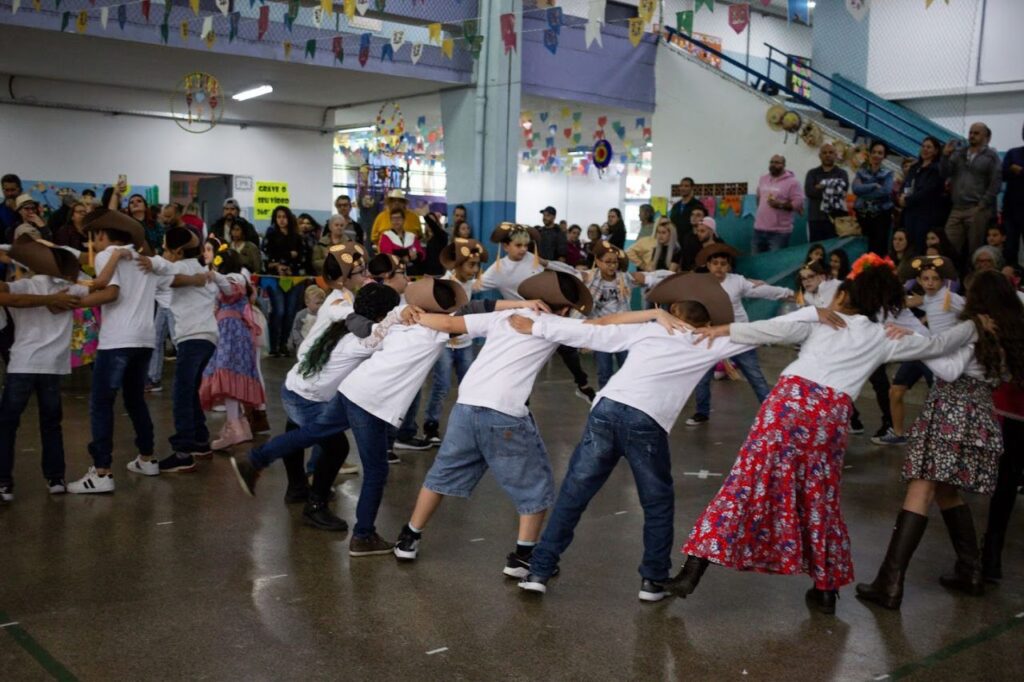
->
xmin=503 ymin=552 xmax=533 ymax=579
xmin=575 ymin=386 xmax=596 ymax=403
xmin=685 ymin=413 xmax=709 ymax=426
xmin=873 ymin=422 xmax=893 ymax=439
xmin=302 ymin=496 xmax=348 ymax=532
xmin=350 ymin=532 xmax=395 ymax=557
xmin=981 ymin=532 xmax=1003 ymax=582
xmin=387 ymin=450 xmax=401 ymax=465
xmin=805 ymin=588 xmax=838 ymax=615
xmin=158 ymin=453 xmax=197 ymax=473
xmin=639 ymin=579 xmax=670 ymax=602
xmin=518 ymin=573 xmax=549 ymax=595
xmin=394 ymin=525 xmax=421 ymax=560
xmin=423 ymin=422 xmax=443 ymax=446
xmin=849 ymin=415 xmax=865 ymax=434
xmin=938 ymin=505 xmax=985 ymax=596
xmin=47 ymin=479 xmax=66 ymax=495
xmin=667 ymin=555 xmax=709 ymax=598
xmin=230 ymin=457 xmax=260 ymax=497
xmin=0 ymin=481 xmax=13 ymax=502
xmin=855 ymin=510 xmax=929 ymax=610
xmin=394 ymin=436 xmax=433 ymax=451
xmin=284 ymin=484 xmax=310 ymax=504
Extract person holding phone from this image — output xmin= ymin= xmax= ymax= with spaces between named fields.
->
xmin=378 ymin=207 xmax=424 ymax=267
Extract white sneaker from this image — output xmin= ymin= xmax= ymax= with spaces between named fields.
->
xmin=67 ymin=467 xmax=115 ymax=494
xmin=338 ymin=462 xmax=359 ymax=475
xmin=127 ymin=456 xmax=160 ymax=477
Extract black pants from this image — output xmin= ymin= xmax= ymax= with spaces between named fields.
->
xmin=556 ymin=345 xmax=589 ymax=388
xmin=808 ymin=219 xmax=836 ymax=243
xmin=985 ymin=418 xmax=1024 ymax=561
xmin=868 ymin=365 xmax=892 ymax=427
xmin=282 ymin=419 xmax=350 ymax=499
xmin=857 ymin=210 xmax=892 ymax=257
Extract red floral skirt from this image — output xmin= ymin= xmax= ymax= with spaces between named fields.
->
xmin=683 ymin=375 xmax=854 ymax=590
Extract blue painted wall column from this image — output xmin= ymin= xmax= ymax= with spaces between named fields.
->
xmin=441 ymin=1 xmax=521 ymax=249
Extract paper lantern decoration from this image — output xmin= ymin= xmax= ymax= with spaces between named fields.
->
xmin=170 ymin=72 xmax=223 ymax=133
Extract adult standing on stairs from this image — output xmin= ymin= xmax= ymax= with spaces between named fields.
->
xmin=669 ymin=177 xmax=703 ymax=241
xmin=941 ymin=123 xmax=1001 ymax=269
xmin=853 ymin=141 xmax=895 ymax=257
xmin=804 ymin=143 xmax=849 ymax=242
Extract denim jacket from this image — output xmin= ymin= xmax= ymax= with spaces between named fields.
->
xmin=852 ymin=165 xmax=894 ymax=215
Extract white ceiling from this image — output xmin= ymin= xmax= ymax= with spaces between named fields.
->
xmin=0 ymin=25 xmax=452 ymax=108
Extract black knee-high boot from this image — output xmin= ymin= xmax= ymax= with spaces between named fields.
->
xmin=938 ymin=504 xmax=984 ymax=596
xmin=982 ymin=419 xmax=1024 ymax=580
xmin=855 ymin=510 xmax=928 ymax=609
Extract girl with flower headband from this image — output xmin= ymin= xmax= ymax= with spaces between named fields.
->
xmin=199 ymin=246 xmax=265 ymax=450
xmin=670 ymin=253 xmax=980 ymax=615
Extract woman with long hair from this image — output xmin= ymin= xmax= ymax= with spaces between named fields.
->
xmin=261 ymin=205 xmax=307 ymax=357
xmin=856 ymin=271 xmax=1024 ymax=609
xmin=829 ymin=248 xmax=851 ymax=280
xmin=888 ymin=228 xmax=915 ymax=269
xmin=853 ymin=141 xmax=895 ymax=256
xmin=53 ymin=200 xmax=90 ymax=251
xmin=899 ymin=136 xmax=950 ymax=254
xmin=604 ymin=208 xmax=627 ymax=250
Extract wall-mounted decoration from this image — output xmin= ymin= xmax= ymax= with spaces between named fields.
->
xmin=170 ymin=71 xmax=222 ymax=134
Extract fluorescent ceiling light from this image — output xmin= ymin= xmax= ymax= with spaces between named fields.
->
xmin=337 ymin=125 xmax=375 ymax=134
xmin=232 ymin=85 xmax=273 ymax=101
xmin=808 ymin=1 xmax=816 ymax=8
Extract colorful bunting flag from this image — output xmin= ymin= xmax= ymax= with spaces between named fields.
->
xmin=180 ymin=20 xmax=189 ymax=42
xmin=500 ymin=13 xmax=516 ymax=54
xmin=543 ymin=29 xmax=558 ymax=55
xmin=441 ymin=38 xmax=453 ymax=59
xmin=333 ymin=36 xmax=344 ymax=63
xmin=142 ymin=0 xmax=150 ymax=21
xmin=100 ymin=6 xmax=108 ymax=28
xmin=32 ymin=0 xmax=40 ymax=11
xmin=359 ymin=32 xmax=370 ymax=66
xmin=627 ymin=17 xmax=644 ymax=47
xmin=229 ymin=12 xmax=239 ymax=42
xmin=118 ymin=3 xmax=126 ymax=29
xmin=410 ymin=42 xmax=423 ymax=64
xmin=586 ymin=0 xmax=604 ymax=49
xmin=258 ymin=5 xmax=269 ymax=39
xmin=728 ymin=3 xmax=749 ymax=33
xmin=160 ymin=20 xmax=169 ymax=43
xmin=12 ymin=0 xmax=19 ymax=14
xmin=305 ymin=39 xmax=317 ymax=59
xmin=344 ymin=0 xmax=355 ymax=19
xmin=846 ymin=0 xmax=870 ymax=21
xmin=382 ymin=43 xmax=394 ymax=62
xmin=321 ymin=0 xmax=334 ymax=17
xmin=391 ymin=30 xmax=405 ymax=52
xmin=356 ymin=0 xmax=369 ymax=15
xmin=202 ymin=16 xmax=214 ymax=48
xmin=638 ymin=0 xmax=656 ymax=24
xmin=313 ymin=6 xmax=324 ymax=27
xmin=547 ymin=7 xmax=562 ymax=33
xmin=676 ymin=10 xmax=693 ymax=35
xmin=284 ymin=41 xmax=292 ymax=59
xmin=428 ymin=22 xmax=442 ymax=44
xmin=463 ymin=19 xmax=479 ymax=40
xmin=215 ymin=0 xmax=229 ymax=16
xmin=374 ymin=0 xmax=385 ymax=10
xmin=189 ymin=0 xmax=199 ymax=16
xmin=75 ymin=10 xmax=87 ymax=33
xmin=285 ymin=0 xmax=299 ymax=30
xmin=60 ymin=10 xmax=69 ymax=31
xmin=696 ymin=0 xmax=714 ymax=12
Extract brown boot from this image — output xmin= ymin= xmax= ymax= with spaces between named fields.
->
xmin=938 ymin=505 xmax=985 ymax=596
xmin=855 ymin=510 xmax=928 ymax=610
xmin=249 ymin=408 xmax=271 ymax=435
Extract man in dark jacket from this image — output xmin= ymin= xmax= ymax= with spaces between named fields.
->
xmin=536 ymin=206 xmax=568 ymax=262
xmin=941 ymin=122 xmax=1002 ymax=263
xmin=1002 ymin=122 xmax=1024 ymax=266
xmin=668 ymin=177 xmax=703 ymax=240
xmin=804 ymin=143 xmax=849 ymax=242
xmin=210 ymin=197 xmax=259 ymax=246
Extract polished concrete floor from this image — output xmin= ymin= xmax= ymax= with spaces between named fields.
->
xmin=1 ymin=348 xmax=1022 ymax=681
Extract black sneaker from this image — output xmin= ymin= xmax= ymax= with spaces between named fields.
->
xmin=302 ymin=497 xmax=348 ymax=532
xmin=47 ymin=479 xmax=66 ymax=495
xmin=518 ymin=573 xmax=549 ymax=595
xmin=394 ymin=525 xmax=422 ymax=560
xmin=387 ymin=450 xmax=401 ymax=465
xmin=685 ymin=413 xmax=709 ymax=426
xmin=394 ymin=436 xmax=433 ymax=451
xmin=639 ymin=578 xmax=670 ymax=602
xmin=575 ymin=386 xmax=596 ymax=403
xmin=158 ymin=453 xmax=197 ymax=473
xmin=350 ymin=532 xmax=395 ymax=556
xmin=230 ymin=456 xmax=260 ymax=497
xmin=849 ymin=415 xmax=865 ymax=434
xmin=284 ymin=484 xmax=309 ymax=504
xmin=873 ymin=422 xmax=894 ymax=439
xmin=503 ymin=552 xmax=532 ymax=579
xmin=191 ymin=444 xmax=213 ymax=459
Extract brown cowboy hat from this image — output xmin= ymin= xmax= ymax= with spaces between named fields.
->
xmin=695 ymin=243 xmax=740 ymax=267
xmin=405 ymin=277 xmax=468 ymax=313
xmin=82 ymin=207 xmax=152 ymax=255
xmin=164 ymin=226 xmax=199 ymax=251
xmin=898 ymin=254 xmax=957 ymax=282
xmin=327 ymin=241 xmax=366 ymax=280
xmin=647 ymin=272 xmax=734 ymax=326
xmin=440 ymin=238 xmax=489 ymax=271
xmin=489 ymin=222 xmax=541 ymax=245
xmin=518 ymin=270 xmax=593 ymax=315
xmin=590 ymin=239 xmax=628 ymax=271
xmin=9 ymin=234 xmax=81 ymax=281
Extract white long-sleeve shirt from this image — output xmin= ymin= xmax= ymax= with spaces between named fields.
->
xmin=730 ymin=314 xmax=977 ymax=400
xmin=478 ymin=256 xmax=545 ymax=300
xmin=718 ymin=273 xmax=793 ymax=323
xmin=530 ymin=315 xmax=753 ymax=432
xmin=148 ymin=256 xmax=218 ymax=345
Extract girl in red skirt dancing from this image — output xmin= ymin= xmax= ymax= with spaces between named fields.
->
xmin=670 ymin=254 xmax=978 ymax=614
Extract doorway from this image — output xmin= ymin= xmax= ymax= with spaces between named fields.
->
xmin=169 ymin=171 xmax=232 ymax=230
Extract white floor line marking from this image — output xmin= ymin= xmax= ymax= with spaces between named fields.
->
xmin=614 ymin=510 xmax=628 ymax=515
xmin=469 ymin=538 xmax=485 ymax=543
xmin=20 ymin=448 xmax=34 ymax=452
xmin=0 ymin=622 xmax=20 ymax=629
xmin=426 ymin=647 xmax=448 ymax=655
xmin=873 ymin=675 xmax=890 ymax=680
xmin=1015 ymin=611 xmax=1024 ymax=619
xmin=156 ymin=521 xmax=174 ymax=526
xmin=683 ymin=470 xmax=723 ymax=480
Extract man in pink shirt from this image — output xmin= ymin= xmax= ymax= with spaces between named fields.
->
xmin=753 ymin=155 xmax=805 ymax=253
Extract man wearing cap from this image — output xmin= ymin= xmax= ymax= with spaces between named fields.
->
xmin=536 ymin=206 xmax=568 ymax=263
xmin=211 ymin=198 xmax=259 ymax=247
xmin=8 ymin=194 xmax=52 ymax=243
xmin=370 ymin=189 xmax=423 ymax=247
xmin=677 ymin=206 xmax=725 ymax=272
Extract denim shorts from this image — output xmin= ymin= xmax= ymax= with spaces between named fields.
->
xmin=423 ymin=404 xmax=554 ymax=515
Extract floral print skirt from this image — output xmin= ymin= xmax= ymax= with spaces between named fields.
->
xmin=902 ymin=376 xmax=1001 ymax=495
xmin=70 ymin=307 xmax=100 ymax=368
xmin=683 ymin=375 xmax=854 ymax=590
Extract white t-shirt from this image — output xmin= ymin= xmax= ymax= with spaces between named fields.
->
xmin=95 ymin=246 xmax=159 ymax=350
xmin=149 ymin=257 xmax=218 ymax=345
xmin=478 ymin=256 xmax=544 ymax=300
xmin=307 ymin=288 xmax=354 ymax=345
xmin=6 ymin=276 xmax=89 ymax=374
xmin=531 ymin=315 xmax=752 ymax=432
xmin=444 ymin=272 xmax=476 ymax=350
xmin=803 ymin=278 xmax=840 ymax=309
xmin=339 ymin=323 xmax=448 ymax=426
xmin=456 ymin=309 xmax=561 ymax=418
xmin=920 ymin=287 xmax=966 ymax=334
xmin=717 ymin=273 xmax=793 ymax=323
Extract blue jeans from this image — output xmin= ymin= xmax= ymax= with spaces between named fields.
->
xmin=423 ymin=404 xmax=554 ymax=514
xmin=0 ymin=374 xmax=65 ymax=483
xmin=530 ymin=399 xmax=674 ymax=581
xmin=595 ymin=350 xmax=628 ymax=389
xmin=751 ymin=229 xmax=791 ymax=253
xmin=88 ymin=348 xmax=155 ymax=468
xmin=694 ymin=348 xmax=770 ymax=417
xmin=169 ymin=340 xmax=215 ymax=453
xmin=148 ymin=305 xmax=175 ymax=384
xmin=390 ymin=390 xmax=422 ymax=445
xmin=424 ymin=346 xmax=475 ymax=428
xmin=266 ymin=282 xmax=304 ymax=352
xmin=250 ymin=391 xmax=351 ymax=468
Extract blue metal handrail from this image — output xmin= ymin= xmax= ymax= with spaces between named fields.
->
xmin=763 ymin=43 xmax=943 ymax=144
xmin=663 ymin=27 xmax=919 ymax=157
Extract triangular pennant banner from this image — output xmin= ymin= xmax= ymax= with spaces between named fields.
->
xmin=463 ymin=19 xmax=478 ymax=40
xmin=100 ymin=6 xmax=108 ymax=29
xmin=391 ymin=30 xmax=405 ymax=51
xmin=75 ymin=10 xmax=87 ymax=33
xmin=12 ymin=0 xmax=20 ymax=14
xmin=305 ymin=39 xmax=317 ymax=59
xmin=500 ymin=13 xmax=516 ymax=54
xmin=160 ymin=21 xmax=169 ymax=43
xmin=313 ymin=6 xmax=324 ymax=27
xmin=428 ymin=22 xmax=441 ymax=44
xmin=543 ymin=29 xmax=558 ymax=55
xmin=229 ymin=12 xmax=239 ymax=42
xmin=180 ymin=20 xmax=189 ymax=42
xmin=258 ymin=6 xmax=269 ymax=40
xmin=344 ymin=0 xmax=355 ymax=20
xmin=321 ymin=0 xmax=334 ymax=17
xmin=359 ymin=32 xmax=370 ymax=66
xmin=141 ymin=0 xmax=150 ymax=22
xmin=627 ymin=17 xmax=644 ymax=47
xmin=696 ymin=0 xmax=714 ymax=12
xmin=441 ymin=38 xmax=453 ymax=59
xmin=381 ymin=43 xmax=394 ymax=62
xmin=410 ymin=42 xmax=423 ymax=64
xmin=216 ymin=0 xmax=229 ymax=16
xmin=284 ymin=41 xmax=292 ymax=59
xmin=638 ymin=0 xmax=656 ymax=24
xmin=729 ymin=3 xmax=750 ymax=33
xmin=586 ymin=0 xmax=605 ymax=49
xmin=788 ymin=0 xmax=809 ymax=24
xmin=60 ymin=11 xmax=70 ymax=31
xmin=356 ymin=0 xmax=369 ymax=15
xmin=546 ymin=7 xmax=562 ymax=33
xmin=189 ymin=0 xmax=199 ymax=16
xmin=375 ymin=0 xmax=385 ymax=10
xmin=285 ymin=0 xmax=299 ymax=30
xmin=202 ymin=16 xmax=214 ymax=47
xmin=676 ymin=10 xmax=693 ymax=35
xmin=333 ymin=36 xmax=344 ymax=63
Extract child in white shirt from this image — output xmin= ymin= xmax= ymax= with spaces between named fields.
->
xmin=0 ymin=237 xmax=87 ymax=499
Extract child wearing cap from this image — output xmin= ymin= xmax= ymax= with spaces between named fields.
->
xmin=0 ymin=237 xmax=86 ymax=500
xmin=67 ymin=208 xmax=164 ymax=494
xmin=686 ymin=243 xmax=795 ymax=426
xmin=873 ymin=255 xmax=965 ymax=446
xmin=392 ymin=271 xmax=592 ymax=579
